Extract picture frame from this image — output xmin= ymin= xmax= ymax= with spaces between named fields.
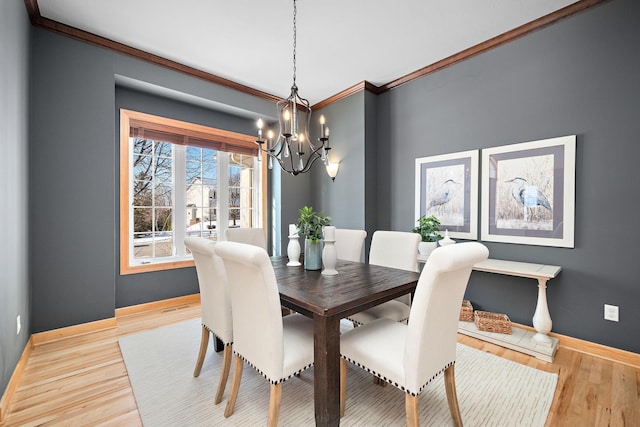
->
xmin=481 ymin=135 xmax=576 ymax=247
xmin=415 ymin=150 xmax=478 ymax=240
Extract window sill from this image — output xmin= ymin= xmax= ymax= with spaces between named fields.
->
xmin=120 ymin=259 xmax=195 ymax=275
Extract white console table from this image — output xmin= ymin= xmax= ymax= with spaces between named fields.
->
xmin=418 ymin=256 xmax=562 ymax=362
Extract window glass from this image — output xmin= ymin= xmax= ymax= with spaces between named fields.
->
xmin=120 ymin=109 xmax=265 ymax=274
xmin=186 ymin=147 xmax=219 ymax=241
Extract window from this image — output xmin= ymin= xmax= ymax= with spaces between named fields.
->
xmin=120 ymin=109 xmax=266 ymax=274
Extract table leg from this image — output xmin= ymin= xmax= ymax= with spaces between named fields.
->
xmin=532 ymin=278 xmax=553 ymax=344
xmin=313 ymin=314 xmax=341 ymax=427
xmin=213 ymin=336 xmax=224 ymax=352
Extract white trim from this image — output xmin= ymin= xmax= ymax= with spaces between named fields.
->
xmin=174 ymin=145 xmax=187 ymax=256
xmin=218 ymin=152 xmax=229 ymax=239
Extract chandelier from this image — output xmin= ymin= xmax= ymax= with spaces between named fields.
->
xmin=256 ymin=0 xmax=331 ymax=176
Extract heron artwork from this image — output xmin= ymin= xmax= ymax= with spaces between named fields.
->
xmin=506 ymin=177 xmax=552 ymax=222
xmin=428 ymin=179 xmax=460 ymax=215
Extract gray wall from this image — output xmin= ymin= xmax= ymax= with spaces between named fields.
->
xmin=30 ymin=26 xmax=117 ymax=334
xmin=114 ymin=87 xmax=259 ymax=307
xmin=376 ymin=0 xmax=640 ymax=353
xmin=0 ymin=0 xmax=31 ymax=397
xmin=364 ymin=90 xmax=380 ymax=252
xmin=279 ymin=171 xmax=312 ymax=253
xmin=312 ymin=92 xmax=367 ymax=229
xmin=29 ymin=27 xmax=275 ymax=333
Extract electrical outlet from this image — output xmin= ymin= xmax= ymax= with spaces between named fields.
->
xmin=17 ymin=315 xmax=21 ymax=335
xmin=604 ymin=304 xmax=619 ymax=322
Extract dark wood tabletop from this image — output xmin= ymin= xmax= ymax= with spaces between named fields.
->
xmin=271 ymin=256 xmax=420 ymax=426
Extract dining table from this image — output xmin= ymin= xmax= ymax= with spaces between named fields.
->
xmin=270 ymin=255 xmax=421 ymax=427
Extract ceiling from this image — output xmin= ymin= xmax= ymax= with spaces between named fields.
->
xmin=36 ymin=0 xmax=581 ymax=105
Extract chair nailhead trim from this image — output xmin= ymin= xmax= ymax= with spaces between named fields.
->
xmin=344 ymin=316 xmax=409 ymax=327
xmin=345 ymin=317 xmax=364 ymax=327
xmin=233 ymin=351 xmax=313 ymax=385
xmin=340 ymin=355 xmax=455 ymax=396
xmin=202 ymin=324 xmax=233 ymax=346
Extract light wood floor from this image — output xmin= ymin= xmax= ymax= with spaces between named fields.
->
xmin=1 ymin=301 xmax=638 ymax=426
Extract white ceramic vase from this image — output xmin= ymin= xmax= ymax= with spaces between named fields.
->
xmin=418 ymin=241 xmax=438 ymax=256
xmin=286 ymin=235 xmax=301 ymax=266
xmin=439 ymin=230 xmax=456 ymax=247
xmin=322 ymin=239 xmax=338 ymax=276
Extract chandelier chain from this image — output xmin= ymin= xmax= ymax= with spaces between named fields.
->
xmin=292 ymin=0 xmax=297 ymax=86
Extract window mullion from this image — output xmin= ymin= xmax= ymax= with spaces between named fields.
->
xmin=219 ymin=153 xmax=229 ymax=239
xmin=151 ymin=150 xmax=157 ymax=259
xmin=253 ymin=157 xmax=260 ymax=228
xmin=174 ymin=145 xmax=187 ymax=256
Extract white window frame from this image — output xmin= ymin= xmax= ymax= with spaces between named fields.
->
xmin=120 ymin=109 xmax=266 ymax=275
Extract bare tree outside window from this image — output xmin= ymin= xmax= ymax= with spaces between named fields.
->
xmin=132 ymin=138 xmax=174 ymax=259
xmin=121 ymin=109 xmax=263 ymax=274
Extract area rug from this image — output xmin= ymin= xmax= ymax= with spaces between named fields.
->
xmin=119 ymin=318 xmax=557 ymax=426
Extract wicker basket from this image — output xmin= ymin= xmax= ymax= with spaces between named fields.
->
xmin=474 ymin=311 xmax=512 ymax=334
xmin=459 ymin=300 xmax=474 ymax=322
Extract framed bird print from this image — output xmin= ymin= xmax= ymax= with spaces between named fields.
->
xmin=481 ymin=135 xmax=576 ymax=247
xmin=415 ymin=150 xmax=478 ymax=239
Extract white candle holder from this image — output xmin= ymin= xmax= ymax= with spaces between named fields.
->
xmin=321 ymin=239 xmax=338 ymax=275
xmin=287 ymin=234 xmax=302 ymax=266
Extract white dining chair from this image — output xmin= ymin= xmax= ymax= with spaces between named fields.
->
xmin=224 ymin=227 xmax=267 ymax=251
xmin=346 ymin=230 xmax=420 ymax=326
xmin=225 ymin=226 xmax=294 ymax=315
xmin=214 ymin=241 xmax=315 ymax=427
xmin=334 ymin=228 xmax=367 ymax=262
xmin=340 ymin=242 xmax=489 ymax=426
xmin=183 ymin=237 xmax=233 ymax=405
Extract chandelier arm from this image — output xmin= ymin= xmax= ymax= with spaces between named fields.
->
xmin=260 ymin=136 xmax=325 ymax=176
xmin=272 ymin=144 xmax=301 ymax=176
xmin=297 ymin=151 xmax=324 ymax=174
xmin=270 ymin=139 xmax=286 ymax=158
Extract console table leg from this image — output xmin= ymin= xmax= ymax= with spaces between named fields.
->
xmin=532 ymin=278 xmax=552 ymax=344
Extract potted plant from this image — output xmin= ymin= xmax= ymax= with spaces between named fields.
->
xmin=412 ymin=215 xmax=442 ymax=255
xmin=295 ymin=206 xmax=332 ymax=270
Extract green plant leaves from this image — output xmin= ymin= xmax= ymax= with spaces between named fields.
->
xmin=411 ymin=215 xmax=442 ymax=242
xmin=295 ymin=206 xmax=332 ymax=242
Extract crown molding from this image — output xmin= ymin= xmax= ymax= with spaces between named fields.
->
xmin=311 ymin=81 xmax=382 ymax=110
xmin=379 ymin=0 xmax=607 ymax=92
xmin=24 ymin=0 xmax=281 ymax=104
xmin=25 ymin=0 xmax=607 ymax=110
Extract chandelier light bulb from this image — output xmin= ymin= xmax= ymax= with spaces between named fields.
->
xmin=257 ymin=118 xmax=263 ymax=139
